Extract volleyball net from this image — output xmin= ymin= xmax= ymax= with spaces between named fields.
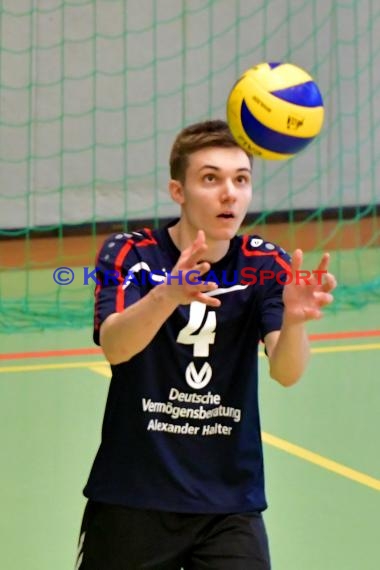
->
xmin=1 ymin=0 xmax=380 ymax=331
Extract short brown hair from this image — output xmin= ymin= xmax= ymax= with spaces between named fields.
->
xmin=169 ymin=119 xmax=253 ymax=183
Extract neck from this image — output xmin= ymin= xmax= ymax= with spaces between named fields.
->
xmin=168 ymin=220 xmax=230 ymax=263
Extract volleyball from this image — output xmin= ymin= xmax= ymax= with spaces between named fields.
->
xmin=226 ymin=62 xmax=324 ymax=160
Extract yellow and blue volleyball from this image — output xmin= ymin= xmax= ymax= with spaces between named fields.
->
xmin=226 ymin=62 xmax=324 ymax=160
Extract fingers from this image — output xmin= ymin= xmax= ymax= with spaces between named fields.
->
xmin=180 ymin=265 xmax=211 ymax=285
xmin=194 ymin=229 xmax=206 ymax=246
xmin=294 ymin=251 xmax=336 ymax=292
xmin=291 ymin=250 xmax=331 ymax=279
xmin=303 ymin=307 xmax=323 ymax=320
xmin=316 ymin=252 xmax=330 ymax=274
xmin=312 ymin=268 xmax=337 ymax=292
xmin=188 ymin=279 xmax=219 ymax=294
xmin=290 ymin=249 xmax=303 ymax=274
xmin=302 ymin=291 xmax=333 ymax=321
xmin=313 ymin=291 xmax=334 ymax=304
xmin=321 ymin=272 xmax=337 ymax=293
xmin=186 ymin=229 xmax=205 ymax=251
xmin=164 ymin=230 xmax=223 ymax=307
xmin=193 ymin=292 xmax=221 ymax=308
xmin=184 ymin=276 xmax=221 ymax=307
xmin=184 ymin=244 xmax=207 ymax=269
xmin=195 ymin=261 xmax=211 ymax=277
xmin=183 ymin=230 xmax=207 ymax=266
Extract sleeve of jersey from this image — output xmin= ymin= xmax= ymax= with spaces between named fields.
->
xmin=259 ymin=248 xmax=292 ymax=342
xmin=93 ymin=235 xmax=142 ymax=345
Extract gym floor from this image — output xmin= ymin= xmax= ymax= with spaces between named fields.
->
xmin=1 ymin=302 xmax=379 ymax=570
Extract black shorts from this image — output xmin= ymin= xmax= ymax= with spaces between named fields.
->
xmin=75 ymin=500 xmax=271 ymax=570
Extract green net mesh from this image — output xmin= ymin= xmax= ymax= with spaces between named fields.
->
xmin=1 ymin=0 xmax=380 ymax=332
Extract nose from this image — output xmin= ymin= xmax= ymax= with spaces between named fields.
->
xmin=220 ymin=179 xmax=237 ymax=202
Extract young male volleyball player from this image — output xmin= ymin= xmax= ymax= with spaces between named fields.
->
xmin=76 ymin=120 xmax=336 ymax=570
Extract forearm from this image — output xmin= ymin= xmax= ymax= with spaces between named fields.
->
xmin=268 ymin=318 xmax=310 ymax=387
xmin=100 ymin=284 xmax=179 ymax=365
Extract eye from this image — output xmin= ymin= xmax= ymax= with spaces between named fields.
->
xmin=236 ymin=175 xmax=250 ymax=184
xmin=203 ymin=173 xmax=216 ymax=183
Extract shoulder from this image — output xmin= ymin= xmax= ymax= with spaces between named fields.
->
xmin=238 ymin=233 xmax=291 ymax=266
xmin=96 ymin=228 xmax=158 ymax=264
xmin=99 ymin=228 xmax=157 ymax=248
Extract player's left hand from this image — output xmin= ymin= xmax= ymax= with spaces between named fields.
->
xmin=282 ymin=249 xmax=337 ymax=323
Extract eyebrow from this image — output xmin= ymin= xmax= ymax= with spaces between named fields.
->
xmin=199 ymin=165 xmax=251 ymax=173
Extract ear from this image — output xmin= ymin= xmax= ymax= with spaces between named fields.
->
xmin=169 ymin=179 xmax=185 ymax=205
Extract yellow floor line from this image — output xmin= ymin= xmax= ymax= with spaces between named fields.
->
xmin=88 ymin=364 xmax=111 ymax=378
xmin=2 ymin=351 xmax=379 ymax=491
xmin=1 ymin=341 xmax=379 ymax=373
xmin=0 ymin=361 xmax=104 ymax=373
xmin=262 ymin=431 xmax=380 ymax=491
xmin=311 ymin=343 xmax=380 ymax=353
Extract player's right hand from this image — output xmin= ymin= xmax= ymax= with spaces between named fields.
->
xmin=161 ymin=230 xmax=221 ymax=307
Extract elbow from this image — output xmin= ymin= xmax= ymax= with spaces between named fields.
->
xmin=275 ymin=376 xmax=301 ymax=388
xmin=99 ymin=317 xmax=133 ymax=365
xmin=101 ymin=340 xmax=132 ymax=365
xmin=102 ymin=349 xmax=131 ymax=366
xmin=101 ymin=335 xmax=135 ymax=365
xmin=269 ymin=369 xmax=302 ymax=388
xmin=268 ymin=351 xmax=310 ymax=388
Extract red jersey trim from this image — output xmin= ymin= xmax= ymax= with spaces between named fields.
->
xmin=241 ymin=235 xmax=292 ymax=272
xmin=94 ymin=230 xmax=158 ymax=331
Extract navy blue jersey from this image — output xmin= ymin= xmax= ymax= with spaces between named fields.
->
xmin=83 ymin=220 xmax=291 ymax=514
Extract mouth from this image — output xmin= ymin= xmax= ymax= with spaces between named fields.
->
xmin=217 ymin=212 xmax=235 ymax=219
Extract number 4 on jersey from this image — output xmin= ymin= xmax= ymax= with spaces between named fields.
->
xmin=176 ymin=301 xmax=216 ymax=357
